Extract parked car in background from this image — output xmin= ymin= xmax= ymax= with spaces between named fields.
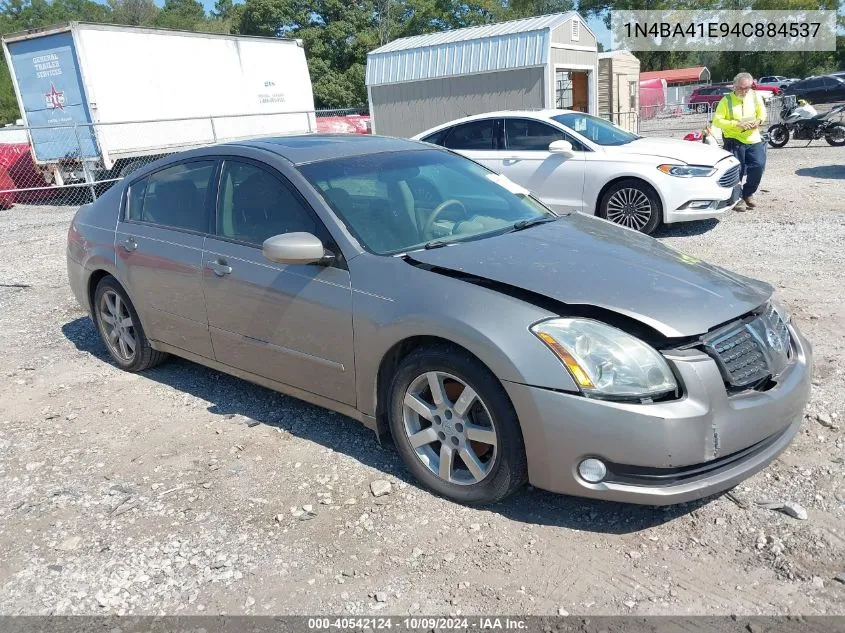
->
xmin=687 ymin=85 xmax=732 ymax=112
xmin=414 ymin=110 xmax=741 ymax=234
xmin=67 ymin=134 xmax=812 ymax=506
xmin=784 ymin=75 xmax=845 ymax=104
xmin=758 ymin=75 xmax=794 ymax=90
xmin=752 ymin=82 xmax=780 ymax=97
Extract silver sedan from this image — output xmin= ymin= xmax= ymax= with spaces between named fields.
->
xmin=67 ymin=135 xmax=812 ymax=505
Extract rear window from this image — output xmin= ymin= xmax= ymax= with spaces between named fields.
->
xmin=125 ymin=161 xmax=215 ymax=233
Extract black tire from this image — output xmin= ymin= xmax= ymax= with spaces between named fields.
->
xmin=824 ymin=123 xmax=845 ymax=147
xmin=387 ymin=344 xmax=528 ymax=505
xmin=598 ymin=178 xmax=663 ymax=235
xmin=768 ymin=124 xmax=790 ymax=148
xmin=93 ymin=276 xmax=168 ymax=372
xmin=696 ymin=103 xmax=708 ymax=114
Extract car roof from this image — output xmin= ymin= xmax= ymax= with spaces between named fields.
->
xmin=415 ymin=109 xmax=581 ymax=137
xmin=226 ymin=134 xmax=427 ymax=165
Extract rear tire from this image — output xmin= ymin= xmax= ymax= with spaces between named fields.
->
xmin=768 ymin=124 xmax=790 ymax=148
xmin=388 ymin=344 xmax=527 ymax=505
xmin=93 ymin=276 xmax=167 ymax=372
xmin=598 ymin=178 xmax=663 ymax=235
xmin=824 ymin=123 xmax=845 ymax=146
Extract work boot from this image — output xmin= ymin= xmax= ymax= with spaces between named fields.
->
xmin=734 ymin=199 xmax=747 ymax=212
xmin=743 ymin=196 xmax=757 ymax=209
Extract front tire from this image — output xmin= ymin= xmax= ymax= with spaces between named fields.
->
xmin=388 ymin=344 xmax=527 ymax=505
xmin=598 ymin=179 xmax=663 ymax=234
xmin=768 ymin=124 xmax=790 ymax=148
xmin=824 ymin=123 xmax=845 ymax=146
xmin=93 ymin=276 xmax=167 ymax=372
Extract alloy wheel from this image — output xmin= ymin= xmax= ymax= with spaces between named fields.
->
xmin=402 ymin=371 xmax=498 ymax=485
xmin=605 ymin=188 xmax=653 ymax=231
xmin=98 ymin=290 xmax=137 ymax=362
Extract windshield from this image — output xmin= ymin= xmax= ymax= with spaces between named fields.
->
xmin=552 ymin=112 xmax=640 ymax=146
xmin=298 ymin=149 xmax=555 ymax=255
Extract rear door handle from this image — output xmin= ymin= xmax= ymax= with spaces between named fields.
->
xmin=206 ymin=260 xmax=232 ymax=277
xmin=120 ymin=237 xmax=137 ymax=252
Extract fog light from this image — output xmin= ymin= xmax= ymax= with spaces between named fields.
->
xmin=578 ymin=458 xmax=607 ymax=483
xmin=686 ymin=200 xmax=713 ymax=209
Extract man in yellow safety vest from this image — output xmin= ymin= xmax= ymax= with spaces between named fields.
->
xmin=712 ymin=72 xmax=768 ymax=212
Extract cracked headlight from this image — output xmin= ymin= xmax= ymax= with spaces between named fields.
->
xmin=531 ymin=318 xmax=677 ymax=399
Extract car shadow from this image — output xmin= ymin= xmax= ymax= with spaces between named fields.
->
xmin=62 ymin=316 xmax=706 ymax=534
xmin=652 ymin=218 xmax=720 ymax=238
xmin=795 ymin=165 xmax=845 ymax=180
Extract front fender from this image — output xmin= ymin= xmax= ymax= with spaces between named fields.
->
xmin=349 ymin=254 xmax=580 ymax=417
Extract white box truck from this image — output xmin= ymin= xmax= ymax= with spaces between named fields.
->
xmin=2 ymin=22 xmax=317 ymax=186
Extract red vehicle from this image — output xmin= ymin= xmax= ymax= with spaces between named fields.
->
xmin=687 ymin=84 xmax=732 ymax=112
xmin=687 ymin=82 xmax=779 ymax=113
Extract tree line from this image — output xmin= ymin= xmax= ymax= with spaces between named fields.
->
xmin=0 ymin=0 xmax=842 ymax=124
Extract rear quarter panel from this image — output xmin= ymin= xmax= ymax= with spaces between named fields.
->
xmin=67 ymin=184 xmax=122 ymax=313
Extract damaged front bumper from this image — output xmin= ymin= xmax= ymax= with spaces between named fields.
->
xmin=503 ymin=324 xmax=812 ymax=505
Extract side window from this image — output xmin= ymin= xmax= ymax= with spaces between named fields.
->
xmin=444 ymin=120 xmax=495 ymax=150
xmin=506 ymin=119 xmax=585 ymax=152
xmin=217 ymin=161 xmax=324 ymax=246
xmin=420 ymin=128 xmax=450 ymax=146
xmin=126 ymin=178 xmax=147 ymax=221
xmin=133 ymin=161 xmax=215 ymax=233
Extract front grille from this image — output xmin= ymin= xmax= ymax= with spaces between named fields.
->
xmin=711 ymin=327 xmax=769 ymax=386
xmin=718 ymin=164 xmax=741 ymax=187
xmin=703 ymin=303 xmax=793 ymax=389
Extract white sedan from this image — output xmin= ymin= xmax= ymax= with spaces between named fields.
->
xmin=413 ymin=110 xmax=742 ymax=234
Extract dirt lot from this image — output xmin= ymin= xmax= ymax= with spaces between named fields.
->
xmin=0 ymin=142 xmax=843 ymax=617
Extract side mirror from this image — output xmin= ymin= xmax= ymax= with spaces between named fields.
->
xmin=263 ymin=232 xmax=332 ymax=266
xmin=549 ymin=140 xmax=575 ymax=158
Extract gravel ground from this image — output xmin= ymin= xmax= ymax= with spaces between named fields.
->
xmin=0 ymin=142 xmax=843 ymax=617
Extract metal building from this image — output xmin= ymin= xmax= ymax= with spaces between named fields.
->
xmin=366 ymin=12 xmax=598 ymax=137
xmin=597 ymin=50 xmax=641 ymax=132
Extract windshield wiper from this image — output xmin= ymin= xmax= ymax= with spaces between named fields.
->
xmin=423 ymin=239 xmax=451 ymax=249
xmin=510 ymin=216 xmax=558 ymax=232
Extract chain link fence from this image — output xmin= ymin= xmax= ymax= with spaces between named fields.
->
xmin=0 ymin=108 xmax=373 ymax=211
xmin=601 ymin=95 xmax=787 ymax=140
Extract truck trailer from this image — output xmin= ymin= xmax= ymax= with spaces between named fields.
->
xmin=2 ymin=22 xmax=317 ymax=187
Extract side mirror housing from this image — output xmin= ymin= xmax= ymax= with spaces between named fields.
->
xmin=549 ymin=140 xmax=575 ymax=158
xmin=263 ymin=232 xmax=332 ymax=265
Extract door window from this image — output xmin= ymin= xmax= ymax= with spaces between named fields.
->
xmin=443 ymin=120 xmax=496 ymax=150
xmin=126 ymin=161 xmax=215 ymax=233
xmin=216 ymin=161 xmax=325 ymax=246
xmin=505 ymin=119 xmax=587 ymax=152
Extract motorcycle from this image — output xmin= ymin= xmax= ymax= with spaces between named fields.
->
xmin=767 ymin=96 xmax=845 ymax=148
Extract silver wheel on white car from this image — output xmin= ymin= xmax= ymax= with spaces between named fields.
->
xmin=606 ymin=188 xmax=653 ymax=231
xmin=599 ymin=179 xmax=662 ymax=234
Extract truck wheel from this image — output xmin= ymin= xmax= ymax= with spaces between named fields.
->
xmin=118 ymin=161 xmax=146 ymax=178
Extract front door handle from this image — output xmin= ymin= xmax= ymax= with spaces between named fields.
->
xmin=120 ymin=237 xmax=137 ymax=252
xmin=206 ymin=260 xmax=232 ymax=277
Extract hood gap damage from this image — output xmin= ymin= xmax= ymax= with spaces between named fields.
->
xmin=404 ymin=256 xmax=702 ymax=350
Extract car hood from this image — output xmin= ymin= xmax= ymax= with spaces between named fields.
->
xmin=608 ymin=137 xmax=733 ymax=166
xmin=407 ymin=213 xmax=771 ymax=339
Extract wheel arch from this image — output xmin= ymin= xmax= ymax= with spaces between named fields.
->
xmin=594 ymin=175 xmax=665 ymax=220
